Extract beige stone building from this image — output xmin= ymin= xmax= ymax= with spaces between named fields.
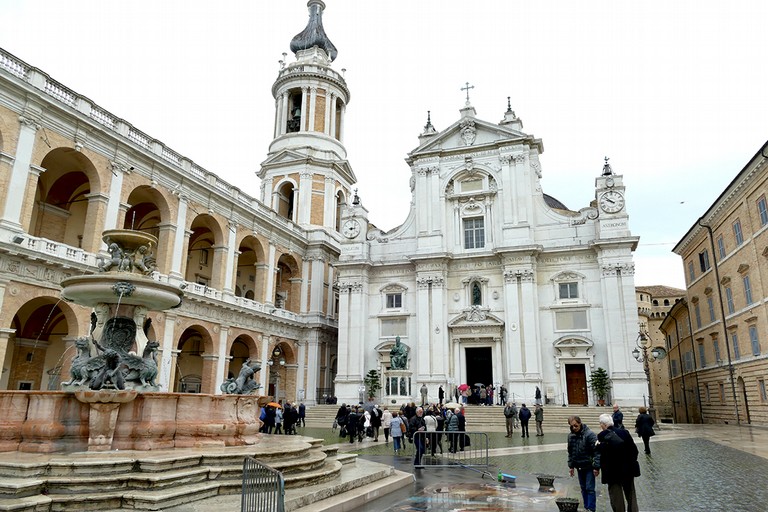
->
xmin=0 ymin=4 xmax=353 ymax=402
xmin=666 ymin=140 xmax=768 ymax=426
xmin=636 ymin=285 xmax=685 ymax=422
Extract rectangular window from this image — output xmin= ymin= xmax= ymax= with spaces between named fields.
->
xmin=749 ymin=325 xmax=761 ymax=356
xmin=683 ymin=351 xmax=694 ymax=372
xmin=698 ymin=249 xmax=710 ymax=272
xmin=670 ymin=359 xmax=679 ymax=377
xmin=714 ymin=339 xmax=722 ymax=363
xmin=707 ymin=297 xmax=716 ymax=322
xmin=386 ymin=293 xmax=402 ymax=309
xmin=200 ymin=248 xmax=209 ymax=265
xmin=705 ymin=384 xmax=711 ymax=404
xmin=463 ymin=217 xmax=485 ymax=249
xmin=719 ymin=382 xmax=725 ymax=403
xmin=687 ymin=261 xmax=695 ymax=282
xmin=698 ymin=342 xmax=706 ymax=368
xmin=758 ymin=196 xmax=768 ymax=226
xmin=731 ymin=333 xmax=740 ymax=360
xmin=725 ymin=287 xmax=735 ymax=314
xmin=694 ymin=303 xmax=702 ymax=328
xmin=759 ymin=379 xmax=768 ymax=402
xmin=380 ymin=318 xmax=407 ymax=337
xmin=744 ymin=275 xmax=753 ymax=305
xmin=733 ymin=219 xmax=743 ymax=246
xmin=554 ymin=310 xmax=589 ymax=330
xmin=559 ymin=282 xmax=578 ymax=299
xmin=717 ymin=235 xmax=726 ymax=260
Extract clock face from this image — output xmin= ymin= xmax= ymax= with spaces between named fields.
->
xmin=599 ymin=190 xmax=625 ymax=213
xmin=342 ymin=219 xmax=361 ymax=239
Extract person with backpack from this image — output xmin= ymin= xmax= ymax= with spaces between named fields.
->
xmin=567 ymin=415 xmax=600 ymax=512
xmin=408 ymin=407 xmax=427 ymax=466
xmin=389 ymin=411 xmax=405 ymax=454
xmin=504 ymin=401 xmax=516 ymax=437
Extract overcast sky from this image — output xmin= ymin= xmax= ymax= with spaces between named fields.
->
xmin=4 ymin=1 xmax=768 ymax=289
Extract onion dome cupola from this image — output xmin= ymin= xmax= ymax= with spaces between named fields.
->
xmin=259 ymin=0 xmax=357 ymax=232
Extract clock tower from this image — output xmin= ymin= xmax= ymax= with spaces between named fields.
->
xmin=595 ymin=157 xmax=631 ymax=239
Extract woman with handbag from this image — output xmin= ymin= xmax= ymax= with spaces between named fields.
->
xmin=390 ymin=411 xmax=405 ymax=454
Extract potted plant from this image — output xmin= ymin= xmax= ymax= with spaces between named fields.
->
xmin=364 ymin=369 xmax=382 ymax=400
xmin=588 ymin=367 xmax=611 ymax=406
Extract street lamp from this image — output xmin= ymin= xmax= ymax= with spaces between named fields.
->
xmin=632 ymin=331 xmax=667 ymax=421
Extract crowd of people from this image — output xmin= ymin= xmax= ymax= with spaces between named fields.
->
xmin=258 ymin=401 xmax=306 ymax=434
xmin=332 ymin=401 xmax=473 ymax=466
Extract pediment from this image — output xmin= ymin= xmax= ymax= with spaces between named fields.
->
xmin=447 ymin=308 xmax=504 ymax=328
xmin=259 ymin=149 xmax=357 ymax=184
xmin=410 ymin=116 xmax=537 ymax=157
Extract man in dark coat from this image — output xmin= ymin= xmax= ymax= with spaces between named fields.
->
xmin=408 ymin=407 xmax=427 ymax=467
xmin=634 ymin=406 xmax=655 ymax=454
xmin=596 ymin=413 xmax=639 ymax=512
xmin=567 ymin=415 xmax=600 ymax=512
xmin=456 ymin=407 xmax=467 ymax=450
xmin=518 ymin=403 xmax=531 ymax=438
xmin=370 ymin=404 xmax=382 ymax=441
xmin=438 ymin=385 xmax=445 ymax=405
xmin=298 ymin=402 xmax=306 ymax=427
xmin=346 ymin=407 xmax=359 ymax=444
xmin=612 ymin=404 xmax=624 ymax=429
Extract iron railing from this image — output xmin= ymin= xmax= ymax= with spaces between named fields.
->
xmin=241 ymin=457 xmax=285 ymax=512
xmin=412 ymin=431 xmax=489 ymax=470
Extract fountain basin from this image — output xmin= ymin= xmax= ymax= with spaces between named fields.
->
xmin=60 ymin=274 xmax=183 ymax=310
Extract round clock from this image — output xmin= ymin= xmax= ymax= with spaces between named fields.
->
xmin=605 ymin=177 xmax=615 ymax=188
xmin=342 ymin=219 xmax=361 ymax=239
xmin=599 ymin=190 xmax=625 ymax=213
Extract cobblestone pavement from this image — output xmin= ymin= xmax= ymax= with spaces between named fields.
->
xmin=337 ymin=424 xmax=768 ymax=511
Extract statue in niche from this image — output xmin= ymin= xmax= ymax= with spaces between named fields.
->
xmin=389 ymin=336 xmax=409 ymax=370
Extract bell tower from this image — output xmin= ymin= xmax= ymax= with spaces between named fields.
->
xmin=258 ymin=0 xmax=356 ymax=232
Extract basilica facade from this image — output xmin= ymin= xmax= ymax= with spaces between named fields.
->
xmin=0 ymin=1 xmax=646 ymax=407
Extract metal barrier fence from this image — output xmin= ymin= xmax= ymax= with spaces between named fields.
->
xmin=412 ymin=431 xmax=489 ymax=470
xmin=241 ymin=457 xmax=285 ymax=512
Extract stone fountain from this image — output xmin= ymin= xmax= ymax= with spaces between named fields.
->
xmin=0 ymin=229 xmax=264 ymax=453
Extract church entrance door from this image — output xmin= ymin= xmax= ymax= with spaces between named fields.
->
xmin=565 ymin=364 xmax=588 ymax=405
xmin=465 ymin=347 xmax=493 ymax=391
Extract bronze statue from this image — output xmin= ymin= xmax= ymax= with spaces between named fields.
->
xmin=389 ymin=336 xmax=408 ymax=370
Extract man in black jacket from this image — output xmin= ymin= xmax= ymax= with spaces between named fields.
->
xmin=518 ymin=403 xmax=531 ymax=438
xmin=596 ymin=413 xmax=639 ymax=512
xmin=408 ymin=407 xmax=427 ymax=467
xmin=567 ymin=415 xmax=600 ymax=512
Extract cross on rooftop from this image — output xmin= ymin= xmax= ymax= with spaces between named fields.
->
xmin=461 ymin=82 xmax=475 ymax=104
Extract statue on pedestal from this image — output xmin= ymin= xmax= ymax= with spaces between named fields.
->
xmin=389 ymin=336 xmax=408 ymax=370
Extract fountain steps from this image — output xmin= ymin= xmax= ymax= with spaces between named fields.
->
xmin=0 ymin=438 xmax=349 ymax=511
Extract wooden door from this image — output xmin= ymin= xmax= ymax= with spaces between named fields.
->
xmin=565 ymin=364 xmax=588 ymax=405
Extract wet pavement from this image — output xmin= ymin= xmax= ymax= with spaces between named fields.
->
xmin=337 ymin=424 xmax=768 ymax=511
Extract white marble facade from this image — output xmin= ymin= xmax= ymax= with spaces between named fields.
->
xmin=335 ymin=103 xmax=648 ymax=407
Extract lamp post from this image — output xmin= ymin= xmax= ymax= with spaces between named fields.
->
xmin=632 ymin=331 xmax=667 ymax=422
xmin=267 ymin=346 xmax=286 ymax=399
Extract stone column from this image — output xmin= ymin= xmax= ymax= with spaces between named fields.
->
xmin=295 ymin=340 xmax=307 ymax=403
xmin=81 ymin=192 xmax=109 ymax=253
xmin=323 ymin=176 xmax=336 ymax=228
xmin=280 ymin=92 xmax=289 ymax=136
xmin=214 ymin=325 xmax=229 ymax=395
xmin=324 ymin=92 xmax=333 ymax=135
xmin=169 ymin=196 xmax=189 ymax=279
xmin=503 ymin=270 xmax=523 ymax=380
xmin=210 ymin=245 xmax=228 ymax=290
xmin=259 ymin=335 xmax=271 ymax=392
xmin=158 ymin=313 xmax=177 ymax=391
xmin=329 ymin=94 xmax=338 ymax=139
xmin=309 ymin=256 xmax=325 ymax=315
xmin=300 ymin=258 xmax=311 ymax=314
xmin=305 ymin=335 xmax=320 ymax=405
xmin=1 ymin=116 xmax=39 ymax=231
xmin=103 ymin=162 xmax=128 ymax=233
xmin=325 ymin=265 xmax=335 ymax=318
xmin=264 ymin=243 xmax=277 ymax=305
xmin=223 ymin=222 xmax=238 ymax=294
xmin=300 ymin=87 xmax=309 ymax=131
xmin=298 ymin=171 xmax=313 ymax=225
xmin=0 ymin=327 xmax=15 ymax=390
xmin=308 ymin=86 xmax=318 ymax=132
xmin=416 ymin=277 xmax=433 ymax=380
